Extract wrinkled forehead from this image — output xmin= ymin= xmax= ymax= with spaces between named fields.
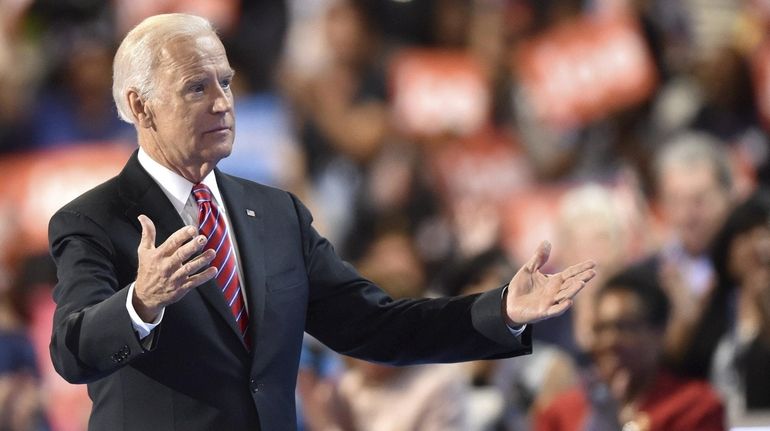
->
xmin=155 ymin=32 xmax=230 ymax=73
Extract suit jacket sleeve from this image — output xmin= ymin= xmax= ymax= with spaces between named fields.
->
xmin=48 ymin=209 xmax=150 ymax=384
xmin=292 ymin=195 xmax=532 ymax=364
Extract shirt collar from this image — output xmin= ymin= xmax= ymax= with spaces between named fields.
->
xmin=137 ymin=147 xmax=224 ymax=214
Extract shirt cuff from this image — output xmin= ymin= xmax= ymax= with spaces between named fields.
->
xmin=126 ymin=282 xmax=164 ymax=339
xmin=501 ymin=286 xmax=527 ymax=338
xmin=508 ymin=323 xmax=527 ymax=337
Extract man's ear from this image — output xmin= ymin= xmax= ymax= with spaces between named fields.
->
xmin=127 ymin=89 xmax=154 ymax=128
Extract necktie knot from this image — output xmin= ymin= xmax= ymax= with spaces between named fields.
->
xmin=192 ymin=183 xmax=213 ymax=204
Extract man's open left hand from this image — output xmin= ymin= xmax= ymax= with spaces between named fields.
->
xmin=504 ymin=241 xmax=596 ymax=326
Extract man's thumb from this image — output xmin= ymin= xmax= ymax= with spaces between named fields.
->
xmin=137 ymin=214 xmax=156 ymax=250
xmin=526 ymin=240 xmax=551 ymax=272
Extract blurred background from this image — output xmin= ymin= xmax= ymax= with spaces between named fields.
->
xmin=1 ymin=0 xmax=770 ymax=430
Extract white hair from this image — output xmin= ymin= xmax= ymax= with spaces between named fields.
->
xmin=112 ymin=13 xmax=216 ymax=123
xmin=558 ymin=183 xmax=623 ymax=241
xmin=654 ymin=131 xmax=733 ymax=191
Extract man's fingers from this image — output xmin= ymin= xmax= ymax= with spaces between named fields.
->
xmin=138 ymin=215 xmax=157 ymax=250
xmin=181 ymin=267 xmax=218 ymax=290
xmin=546 ymin=298 xmax=573 ymax=318
xmin=170 ymin=234 xmax=208 ymax=267
xmin=158 ymin=224 xmax=200 ymax=255
xmin=559 ymin=260 xmax=596 ymax=281
xmin=171 ymin=249 xmax=216 ymax=281
xmin=526 ymin=240 xmax=552 ymax=272
xmin=555 ymin=278 xmax=589 ymax=302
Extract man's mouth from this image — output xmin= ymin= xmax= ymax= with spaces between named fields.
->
xmin=204 ymin=126 xmax=232 ymax=134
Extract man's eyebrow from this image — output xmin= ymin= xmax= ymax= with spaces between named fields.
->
xmin=182 ymin=73 xmax=208 ymax=83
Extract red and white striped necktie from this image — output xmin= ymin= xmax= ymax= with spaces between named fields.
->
xmin=192 ymin=183 xmax=249 ymax=347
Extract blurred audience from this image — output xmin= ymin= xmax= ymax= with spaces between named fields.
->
xmin=534 ymin=267 xmax=726 ymax=431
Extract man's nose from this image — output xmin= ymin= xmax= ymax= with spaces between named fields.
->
xmin=211 ymin=86 xmax=232 ymax=113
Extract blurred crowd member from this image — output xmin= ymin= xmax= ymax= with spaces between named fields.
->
xmin=709 ymin=190 xmax=770 ymax=423
xmin=281 ymin=0 xmax=390 ymax=244
xmin=30 ymin=34 xmax=134 ymax=147
xmin=296 ymin=335 xmax=344 ymax=431
xmin=536 ymin=183 xmax=635 ymax=357
xmin=534 ymin=267 xmax=725 ymax=431
xmin=687 ymin=44 xmax=769 ymax=189
xmin=343 ymin=142 xmax=447 ymax=277
xmin=638 ymin=132 xmax=735 ymax=378
xmin=690 ymin=46 xmax=761 ymax=145
xmin=331 ymin=358 xmax=469 ymax=431
xmin=0 ymin=261 xmax=49 ymax=431
xmin=0 ymin=0 xmax=41 ymax=152
xmin=218 ymin=0 xmax=288 ymax=93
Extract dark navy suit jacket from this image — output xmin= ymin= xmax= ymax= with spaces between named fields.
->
xmin=48 ymin=151 xmax=532 ymax=430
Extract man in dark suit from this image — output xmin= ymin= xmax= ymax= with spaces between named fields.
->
xmin=48 ymin=13 xmax=596 ymax=431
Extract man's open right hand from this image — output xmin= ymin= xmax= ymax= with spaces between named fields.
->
xmin=132 ymin=214 xmax=217 ymax=322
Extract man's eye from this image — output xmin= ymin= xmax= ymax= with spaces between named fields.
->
xmin=190 ymin=84 xmax=205 ymax=93
xmin=220 ymin=79 xmax=231 ymax=90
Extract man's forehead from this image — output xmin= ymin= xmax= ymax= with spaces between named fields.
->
xmin=156 ymin=32 xmax=229 ymax=70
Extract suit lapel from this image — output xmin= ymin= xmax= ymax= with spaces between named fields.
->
xmin=216 ymin=171 xmax=266 ymax=355
xmin=117 ymin=152 xmax=255 ymax=351
xmin=119 ymin=151 xmax=185 ymax=242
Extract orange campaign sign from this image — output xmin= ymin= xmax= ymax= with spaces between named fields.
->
xmin=429 ymin=129 xmax=531 ymax=205
xmin=390 ymin=50 xmax=490 ymax=138
xmin=0 ymin=143 xmax=132 ymax=255
xmin=514 ymin=14 xmax=658 ymax=129
xmin=114 ymin=0 xmax=240 ymax=35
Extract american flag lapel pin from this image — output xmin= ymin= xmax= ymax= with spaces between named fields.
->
xmin=246 ymin=209 xmax=256 ymax=217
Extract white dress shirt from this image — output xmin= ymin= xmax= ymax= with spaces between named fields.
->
xmin=126 ymin=147 xmax=247 ymax=339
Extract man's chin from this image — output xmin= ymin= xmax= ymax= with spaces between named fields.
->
xmin=207 ymin=140 xmax=234 ymax=160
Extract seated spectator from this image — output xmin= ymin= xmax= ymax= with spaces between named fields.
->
xmin=710 ymin=190 xmax=770 ymax=423
xmin=534 ymin=267 xmax=725 ymax=431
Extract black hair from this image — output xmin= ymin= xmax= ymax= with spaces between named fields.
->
xmin=711 ymin=189 xmax=770 ymax=288
xmin=598 ymin=265 xmax=670 ymax=330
